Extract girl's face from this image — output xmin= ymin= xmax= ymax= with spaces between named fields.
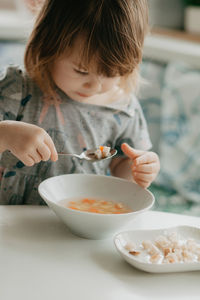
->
xmin=51 ymin=39 xmax=120 ymax=103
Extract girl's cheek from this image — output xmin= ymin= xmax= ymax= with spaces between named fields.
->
xmin=102 ymin=79 xmax=118 ymax=91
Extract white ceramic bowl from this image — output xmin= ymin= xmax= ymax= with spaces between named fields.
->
xmin=38 ymin=174 xmax=155 ymax=239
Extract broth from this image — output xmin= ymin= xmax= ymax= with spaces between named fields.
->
xmin=59 ymin=197 xmax=132 ymax=214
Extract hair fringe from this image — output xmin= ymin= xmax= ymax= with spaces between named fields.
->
xmin=24 ymin=0 xmax=149 ymax=100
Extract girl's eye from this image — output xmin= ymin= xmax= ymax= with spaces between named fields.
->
xmin=74 ymin=69 xmax=88 ymax=75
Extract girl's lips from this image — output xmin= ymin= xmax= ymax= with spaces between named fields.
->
xmin=76 ymin=92 xmax=90 ymax=97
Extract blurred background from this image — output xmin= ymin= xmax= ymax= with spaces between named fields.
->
xmin=0 ymin=0 xmax=200 ymax=216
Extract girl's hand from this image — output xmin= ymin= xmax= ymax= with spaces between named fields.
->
xmin=121 ymin=143 xmax=160 ymax=188
xmin=0 ymin=121 xmax=58 ymax=166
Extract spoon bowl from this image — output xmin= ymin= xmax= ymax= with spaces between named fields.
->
xmin=58 ymin=148 xmax=117 ymax=162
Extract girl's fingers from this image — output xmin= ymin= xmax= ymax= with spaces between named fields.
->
xmin=134 ymin=179 xmax=150 ymax=188
xmin=12 ymin=150 xmax=35 ymax=166
xmin=121 ymin=143 xmax=159 ymax=167
xmin=37 ymin=144 xmax=51 ymax=161
xmin=20 ymin=155 xmax=35 ymax=167
xmin=133 ymin=162 xmax=159 ymax=173
xmin=44 ymin=134 xmax=58 ymax=161
xmin=30 ymin=150 xmax=42 ymax=164
xmin=121 ymin=143 xmax=145 ymax=160
xmin=133 ymin=171 xmax=155 ymax=183
xmin=134 ymin=152 xmax=159 ymax=166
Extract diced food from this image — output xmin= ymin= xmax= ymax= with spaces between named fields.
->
xmin=65 ymin=198 xmax=132 ymax=214
xmin=129 ymin=250 xmax=141 ymax=256
xmin=124 ymin=232 xmax=200 ymax=264
xmin=124 ymin=242 xmax=136 ymax=251
xmin=94 ymin=146 xmax=111 ymax=159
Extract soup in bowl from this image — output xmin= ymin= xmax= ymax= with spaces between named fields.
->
xmin=38 ymin=174 xmax=155 ymax=239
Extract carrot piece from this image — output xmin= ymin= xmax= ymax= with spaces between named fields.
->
xmin=68 ymin=206 xmax=78 ymax=210
xmin=99 ymin=146 xmax=104 ymax=152
xmin=88 ymin=207 xmax=99 ymax=213
xmin=89 ymin=199 xmax=96 ymax=204
xmin=81 ymin=198 xmax=89 ymax=203
xmin=101 ymin=201 xmax=108 ymax=205
xmin=82 ymin=198 xmax=95 ymax=204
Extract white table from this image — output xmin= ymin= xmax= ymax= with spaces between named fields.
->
xmin=0 ymin=206 xmax=200 ymax=300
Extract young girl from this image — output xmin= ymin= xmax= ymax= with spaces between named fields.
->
xmin=0 ymin=0 xmax=160 ymax=204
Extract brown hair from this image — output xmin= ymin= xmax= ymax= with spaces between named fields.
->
xmin=24 ymin=0 xmax=148 ymax=98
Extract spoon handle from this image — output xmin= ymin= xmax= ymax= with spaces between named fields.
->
xmin=58 ymin=153 xmax=81 ymax=159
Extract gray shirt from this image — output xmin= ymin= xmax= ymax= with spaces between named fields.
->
xmin=0 ymin=66 xmax=152 ymax=204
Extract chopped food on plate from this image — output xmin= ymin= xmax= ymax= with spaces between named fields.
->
xmin=124 ymin=232 xmax=200 ymax=264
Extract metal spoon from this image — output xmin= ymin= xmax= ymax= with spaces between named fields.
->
xmin=58 ymin=148 xmax=117 ymax=162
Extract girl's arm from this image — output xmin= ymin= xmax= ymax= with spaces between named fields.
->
xmin=110 ymin=143 xmax=160 ymax=188
xmin=0 ymin=120 xmax=58 ymax=166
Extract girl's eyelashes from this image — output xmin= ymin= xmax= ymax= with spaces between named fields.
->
xmin=74 ymin=68 xmax=89 ymax=75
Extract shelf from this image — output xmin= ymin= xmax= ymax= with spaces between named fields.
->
xmin=144 ymin=28 xmax=200 ymax=68
xmin=0 ymin=10 xmax=33 ymax=40
xmin=151 ymin=27 xmax=200 ymax=44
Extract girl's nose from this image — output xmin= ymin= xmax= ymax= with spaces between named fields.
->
xmin=83 ymin=76 xmax=102 ymax=92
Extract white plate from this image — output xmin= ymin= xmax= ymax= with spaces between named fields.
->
xmin=114 ymin=226 xmax=200 ymax=273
